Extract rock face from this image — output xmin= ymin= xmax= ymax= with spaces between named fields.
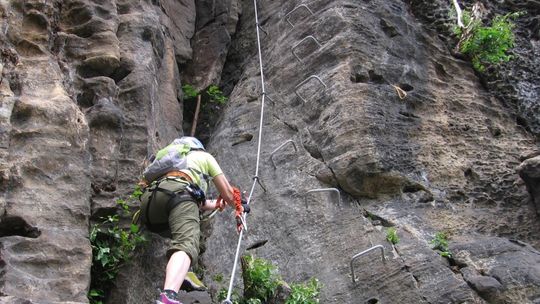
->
xmin=202 ymin=0 xmax=540 ymax=303
xmin=1 ymin=0 xmax=194 ymax=303
xmin=182 ymin=0 xmax=240 ymax=90
xmin=452 ymin=236 xmax=540 ymax=304
xmin=0 ymin=0 xmax=539 ymax=303
xmin=408 ymin=0 xmax=540 ymax=136
xmin=1 ymin=1 xmax=92 ymax=302
xmin=518 ymin=155 xmax=540 ymax=216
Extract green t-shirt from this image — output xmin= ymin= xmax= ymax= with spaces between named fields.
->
xmin=181 ymin=150 xmax=223 ymax=193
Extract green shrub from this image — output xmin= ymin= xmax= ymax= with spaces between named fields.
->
xmin=430 ymin=232 xmax=452 ymax=258
xmin=286 ymin=278 xmax=321 ymax=304
xmin=88 ymin=186 xmax=147 ymax=304
xmin=182 ymin=83 xmax=228 ymax=105
xmin=214 ymin=273 xmax=224 ymax=283
xmin=386 ymin=227 xmax=400 ymax=245
xmin=206 ymin=85 xmax=228 ymax=104
xmin=454 ymin=10 xmax=521 ymax=72
xmin=217 ymin=288 xmax=241 ymax=304
xmin=242 ymin=255 xmax=281 ymax=302
xmin=217 ymin=255 xmax=321 ymax=304
xmin=182 ymin=84 xmax=199 ymax=99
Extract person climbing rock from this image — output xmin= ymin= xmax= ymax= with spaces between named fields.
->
xmin=138 ymin=136 xmax=246 ymax=304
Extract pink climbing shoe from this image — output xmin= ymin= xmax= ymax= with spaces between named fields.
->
xmin=155 ymin=290 xmax=182 ymax=304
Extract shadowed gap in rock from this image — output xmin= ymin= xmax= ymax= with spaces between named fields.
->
xmin=0 ymin=216 xmax=40 ymax=238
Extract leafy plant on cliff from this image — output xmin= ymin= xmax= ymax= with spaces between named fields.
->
xmin=216 ymin=255 xmax=321 ymax=304
xmin=206 ymin=84 xmax=228 ymax=104
xmin=242 ymin=255 xmax=282 ymax=302
xmin=182 ymin=84 xmax=228 ymax=104
xmin=453 ymin=8 xmax=521 ymax=72
xmin=430 ymin=232 xmax=452 ymax=258
xmin=182 ymin=84 xmax=199 ymax=99
xmin=386 ymin=227 xmax=400 ymax=245
xmin=182 ymin=83 xmax=228 ymax=136
xmin=88 ymin=186 xmax=147 ymax=304
xmin=217 ymin=288 xmax=241 ymax=304
xmin=286 ymin=278 xmax=321 ymax=304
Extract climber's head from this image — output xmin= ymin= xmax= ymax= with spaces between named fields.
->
xmin=173 ymin=136 xmax=205 ymax=151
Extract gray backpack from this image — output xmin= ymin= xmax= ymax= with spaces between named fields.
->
xmin=142 ymin=142 xmax=192 ymax=183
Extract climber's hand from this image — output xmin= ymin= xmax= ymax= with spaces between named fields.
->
xmin=241 ymin=198 xmax=250 ymax=213
xmin=235 ymin=214 xmax=247 ymax=233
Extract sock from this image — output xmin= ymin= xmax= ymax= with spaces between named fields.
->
xmin=163 ymin=289 xmax=178 ymax=299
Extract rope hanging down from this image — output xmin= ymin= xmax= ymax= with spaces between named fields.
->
xmin=222 ymin=0 xmax=267 ymax=303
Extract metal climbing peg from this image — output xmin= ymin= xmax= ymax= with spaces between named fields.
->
xmin=270 ymin=139 xmax=297 ymax=168
xmin=350 ymin=245 xmax=386 ymax=283
xmin=285 ymin=4 xmax=315 ymax=27
xmin=305 ymin=188 xmax=342 ymax=206
xmin=295 ymin=75 xmax=327 ymax=103
xmin=291 ymin=35 xmax=322 ymax=62
xmin=257 ymin=24 xmax=269 ymax=39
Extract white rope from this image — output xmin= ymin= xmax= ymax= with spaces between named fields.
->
xmin=452 ymin=0 xmax=464 ymax=28
xmin=223 ymin=0 xmax=267 ymax=302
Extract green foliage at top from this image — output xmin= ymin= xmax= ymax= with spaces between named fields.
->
xmin=454 ymin=10 xmax=521 ymax=72
xmin=206 ymin=84 xmax=228 ymax=104
xmin=386 ymin=227 xmax=400 ymax=245
xmin=182 ymin=84 xmax=228 ymax=104
xmin=88 ymin=186 xmax=147 ymax=304
xmin=286 ymin=278 xmax=321 ymax=304
xmin=242 ymin=255 xmax=281 ymax=302
xmin=182 ymin=84 xmax=199 ymax=99
xmin=430 ymin=232 xmax=452 ymax=258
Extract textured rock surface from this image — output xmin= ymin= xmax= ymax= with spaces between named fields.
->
xmin=0 ymin=0 xmax=193 ymax=303
xmin=202 ymin=0 xmax=540 ymax=303
xmin=408 ymin=0 xmax=540 ymax=136
xmin=1 ymin=1 xmax=92 ymax=302
xmin=0 ymin=0 xmax=539 ymax=303
xmin=182 ymin=0 xmax=240 ymax=90
xmin=518 ymin=155 xmax=540 ymax=216
xmin=452 ymin=236 xmax=540 ymax=303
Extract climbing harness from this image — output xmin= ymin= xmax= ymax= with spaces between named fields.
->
xmin=143 ymin=177 xmax=194 ymax=232
xmin=138 ymin=173 xmax=209 ymax=232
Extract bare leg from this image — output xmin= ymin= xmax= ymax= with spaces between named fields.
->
xmin=164 ymin=251 xmax=191 ymax=292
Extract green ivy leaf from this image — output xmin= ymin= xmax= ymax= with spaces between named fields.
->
xmin=182 ymin=84 xmax=199 ymax=99
xmin=130 ymin=224 xmax=139 ymax=233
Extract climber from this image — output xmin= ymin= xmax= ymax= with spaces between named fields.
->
xmin=138 ymin=136 xmax=246 ymax=304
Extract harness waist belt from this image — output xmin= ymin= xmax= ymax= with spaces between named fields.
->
xmin=163 ymin=170 xmax=193 ymax=183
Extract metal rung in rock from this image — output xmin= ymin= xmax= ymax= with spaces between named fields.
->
xmin=292 ymin=35 xmax=323 ymax=62
xmin=351 ymin=245 xmax=386 ymax=283
xmin=305 ymin=188 xmax=342 ymax=206
xmin=258 ymin=24 xmax=269 ymax=39
xmin=285 ymin=4 xmax=315 ymax=27
xmin=295 ymin=75 xmax=327 ymax=103
xmin=270 ymin=139 xmax=298 ymax=168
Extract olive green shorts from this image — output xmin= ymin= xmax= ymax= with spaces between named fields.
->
xmin=140 ymin=179 xmax=201 ymax=265
xmin=167 ymin=199 xmax=200 ymax=264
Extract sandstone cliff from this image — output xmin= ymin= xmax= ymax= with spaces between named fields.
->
xmin=0 ymin=0 xmax=539 ymax=303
